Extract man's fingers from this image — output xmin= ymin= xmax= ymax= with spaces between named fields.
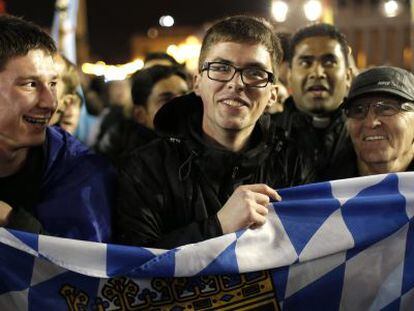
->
xmin=255 ymin=204 xmax=268 ymax=216
xmin=252 ymin=192 xmax=271 ymax=206
xmin=238 ymin=184 xmax=282 ymax=202
xmin=248 ymin=213 xmax=266 ymax=229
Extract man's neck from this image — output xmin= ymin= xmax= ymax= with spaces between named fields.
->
xmin=0 ymin=147 xmax=29 ymax=178
xmin=202 ymin=127 xmax=254 ymax=153
xmin=357 ymin=158 xmax=413 ymax=176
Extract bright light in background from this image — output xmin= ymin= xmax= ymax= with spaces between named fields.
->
xmin=167 ymin=36 xmax=201 ymax=72
xmin=81 ymin=59 xmax=144 ymax=81
xmin=159 ymin=15 xmax=174 ymax=27
xmin=382 ymin=0 xmax=401 ymax=18
xmin=303 ymin=0 xmax=322 ymax=21
xmin=271 ymin=0 xmax=289 ymax=23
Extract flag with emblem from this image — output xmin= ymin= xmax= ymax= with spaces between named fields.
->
xmin=0 ymin=173 xmax=413 ymax=310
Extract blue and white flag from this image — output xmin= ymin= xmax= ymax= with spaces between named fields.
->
xmin=51 ymin=0 xmax=79 ymax=64
xmin=0 ymin=173 xmax=413 ymax=310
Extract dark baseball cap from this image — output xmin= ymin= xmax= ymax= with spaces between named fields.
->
xmin=346 ymin=66 xmax=414 ymax=102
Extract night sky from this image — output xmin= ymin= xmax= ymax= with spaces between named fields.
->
xmin=6 ymin=0 xmax=272 ymax=63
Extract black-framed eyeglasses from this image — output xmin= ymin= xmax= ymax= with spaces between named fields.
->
xmin=201 ymin=62 xmax=275 ymax=88
xmin=344 ymin=100 xmax=414 ymax=120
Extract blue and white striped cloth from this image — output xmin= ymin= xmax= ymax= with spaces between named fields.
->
xmin=0 ymin=173 xmax=413 ymax=310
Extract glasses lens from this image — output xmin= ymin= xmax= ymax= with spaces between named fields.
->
xmin=346 ymin=104 xmax=367 ymax=119
xmin=242 ymin=68 xmax=269 ymax=87
xmin=207 ymin=63 xmax=234 ymax=82
xmin=373 ymin=102 xmax=400 ymax=116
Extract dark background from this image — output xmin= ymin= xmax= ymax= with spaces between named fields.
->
xmin=7 ymin=0 xmax=271 ymax=63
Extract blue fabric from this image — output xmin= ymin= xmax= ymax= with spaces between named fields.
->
xmin=0 ymin=173 xmax=414 ymax=310
xmin=34 ymin=126 xmax=115 ymax=242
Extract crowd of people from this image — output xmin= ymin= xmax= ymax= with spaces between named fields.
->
xmin=0 ymin=13 xmax=413 ymax=251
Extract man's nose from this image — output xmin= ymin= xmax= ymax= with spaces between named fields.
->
xmin=309 ymin=62 xmax=326 ymax=79
xmin=363 ymin=105 xmax=382 ymax=128
xmin=227 ymin=70 xmax=244 ymax=89
xmin=38 ymin=84 xmax=57 ymax=111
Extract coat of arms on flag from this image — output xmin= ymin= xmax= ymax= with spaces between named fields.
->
xmin=1 ymin=172 xmax=414 ymax=310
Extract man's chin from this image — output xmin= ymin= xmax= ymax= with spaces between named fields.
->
xmin=20 ymin=132 xmax=47 ymax=148
xmin=306 ymin=100 xmax=338 ymax=115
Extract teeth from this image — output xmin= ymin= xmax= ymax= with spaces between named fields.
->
xmin=23 ymin=116 xmax=49 ymax=125
xmin=222 ymin=100 xmax=244 ymax=107
xmin=364 ymin=136 xmax=386 ymax=141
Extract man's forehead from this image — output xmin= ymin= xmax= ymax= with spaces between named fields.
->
xmin=352 ymin=93 xmax=404 ymax=103
xmin=294 ymin=36 xmax=343 ymax=57
xmin=3 ymin=49 xmax=56 ymax=72
xmin=204 ymin=41 xmax=272 ymax=67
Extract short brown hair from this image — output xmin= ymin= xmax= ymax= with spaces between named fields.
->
xmin=198 ymin=15 xmax=282 ymax=76
xmin=0 ymin=15 xmax=56 ymax=71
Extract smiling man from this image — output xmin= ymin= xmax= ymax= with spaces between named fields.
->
xmin=0 ymin=15 xmax=115 ymax=242
xmin=326 ymin=66 xmax=414 ymax=178
xmin=273 ymin=23 xmax=352 ymax=177
xmin=115 ymin=16 xmax=314 ymax=249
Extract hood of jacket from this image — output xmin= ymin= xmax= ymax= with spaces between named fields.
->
xmin=154 ymin=92 xmax=280 ymax=188
xmin=154 ymin=92 xmax=272 ymax=142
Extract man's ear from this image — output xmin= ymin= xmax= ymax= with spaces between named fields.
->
xmin=193 ymin=73 xmax=202 ymax=96
xmin=268 ymin=83 xmax=278 ymax=107
xmin=132 ymin=106 xmax=148 ymax=126
xmin=345 ymin=67 xmax=353 ymax=91
xmin=287 ymin=68 xmax=292 ymax=89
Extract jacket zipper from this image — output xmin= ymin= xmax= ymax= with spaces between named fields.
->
xmin=232 ymin=166 xmax=239 ymax=179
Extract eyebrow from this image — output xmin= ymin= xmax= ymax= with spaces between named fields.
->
xmin=297 ymin=53 xmax=338 ymax=61
xmin=210 ymin=57 xmax=269 ymax=71
xmin=18 ymin=74 xmax=59 ymax=81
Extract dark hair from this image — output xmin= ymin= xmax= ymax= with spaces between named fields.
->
xmin=0 ymin=15 xmax=56 ymax=71
xmin=144 ymin=52 xmax=179 ymax=66
xmin=277 ymin=32 xmax=291 ymax=63
xmin=199 ymin=15 xmax=282 ymax=75
xmin=288 ymin=23 xmax=349 ymax=67
xmin=131 ymin=65 xmax=188 ymax=107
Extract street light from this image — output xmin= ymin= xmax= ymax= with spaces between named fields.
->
xmin=271 ymin=0 xmax=289 ymax=23
xmin=382 ymin=0 xmax=402 ymax=18
xmin=159 ymin=15 xmax=174 ymax=27
xmin=303 ymin=0 xmax=323 ymax=22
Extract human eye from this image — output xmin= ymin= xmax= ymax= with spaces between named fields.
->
xmin=209 ymin=63 xmax=231 ymax=72
xmin=20 ymin=81 xmax=37 ymax=88
xmin=244 ymin=67 xmax=267 ymax=79
xmin=347 ymin=104 xmax=366 ymax=118
xmin=376 ymin=102 xmax=398 ymax=115
xmin=322 ymin=56 xmax=337 ymax=67
xmin=298 ymin=58 xmax=312 ymax=68
xmin=49 ymin=80 xmax=58 ymax=88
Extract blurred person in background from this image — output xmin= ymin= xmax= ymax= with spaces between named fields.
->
xmin=143 ymin=51 xmax=180 ymax=69
xmin=49 ymin=53 xmax=82 ymax=135
xmin=273 ymin=23 xmax=353 ymax=177
xmin=96 ymin=65 xmax=190 ymax=164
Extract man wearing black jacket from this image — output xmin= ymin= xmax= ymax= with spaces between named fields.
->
xmin=115 ymin=16 xmax=314 ymax=249
xmin=273 ymin=23 xmax=353 ymax=176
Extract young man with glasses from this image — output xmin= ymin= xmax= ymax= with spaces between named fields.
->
xmin=324 ymin=66 xmax=414 ymax=178
xmin=115 ymin=16 xmax=314 ymax=249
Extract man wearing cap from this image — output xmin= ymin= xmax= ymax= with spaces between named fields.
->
xmin=323 ymin=66 xmax=414 ymax=179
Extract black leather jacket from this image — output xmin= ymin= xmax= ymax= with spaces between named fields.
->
xmin=115 ymin=93 xmax=315 ymax=249
xmin=272 ymin=96 xmax=351 ymax=178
